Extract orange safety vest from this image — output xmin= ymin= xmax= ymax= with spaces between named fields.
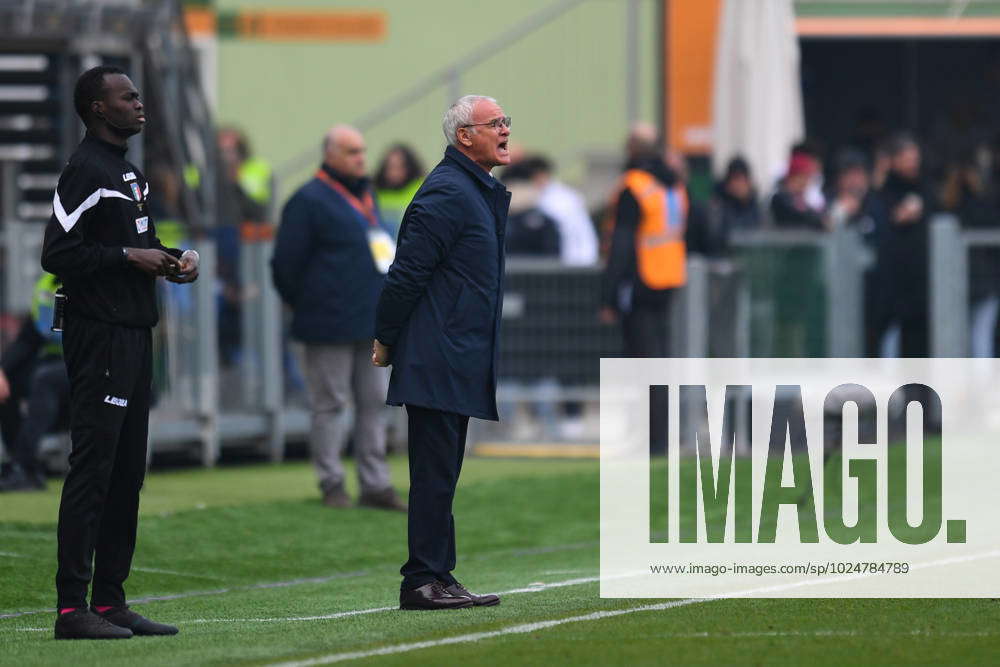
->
xmin=604 ymin=169 xmax=688 ymax=290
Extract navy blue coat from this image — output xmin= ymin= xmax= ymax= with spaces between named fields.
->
xmin=271 ymin=172 xmax=387 ymax=343
xmin=375 ymin=146 xmax=511 ymax=420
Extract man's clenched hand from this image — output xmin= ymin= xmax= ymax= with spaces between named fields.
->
xmin=372 ymin=339 xmax=390 ymax=367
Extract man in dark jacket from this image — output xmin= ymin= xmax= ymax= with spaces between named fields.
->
xmin=272 ymin=125 xmax=404 ymax=512
xmin=704 ymin=157 xmax=761 ymax=255
xmin=500 ymin=160 xmax=561 ymax=258
xmin=373 ymin=95 xmax=511 ymax=610
xmin=872 ymin=133 xmax=934 ymax=358
xmin=41 ymin=66 xmax=197 ymax=640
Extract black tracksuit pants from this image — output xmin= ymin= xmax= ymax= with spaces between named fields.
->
xmin=56 ymin=316 xmax=152 ymax=610
xmin=400 ymin=405 xmax=469 ymax=591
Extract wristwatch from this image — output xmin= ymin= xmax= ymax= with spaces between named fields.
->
xmin=122 ymin=247 xmax=130 ymax=263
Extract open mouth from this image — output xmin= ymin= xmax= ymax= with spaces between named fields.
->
xmin=498 ymin=140 xmax=508 ymax=152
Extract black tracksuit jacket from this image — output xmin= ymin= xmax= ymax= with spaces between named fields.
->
xmin=40 ymin=132 xmax=181 ymax=327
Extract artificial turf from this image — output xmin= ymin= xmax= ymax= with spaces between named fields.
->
xmin=0 ymin=456 xmax=997 ymax=666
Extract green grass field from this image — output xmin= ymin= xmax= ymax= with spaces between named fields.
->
xmin=1 ymin=456 xmax=998 ymax=666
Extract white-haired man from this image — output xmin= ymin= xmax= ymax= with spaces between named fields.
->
xmin=373 ymin=95 xmax=511 ymax=610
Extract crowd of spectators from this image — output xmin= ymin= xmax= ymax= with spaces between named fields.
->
xmin=702 ymin=131 xmax=1000 ymax=358
xmin=208 ymin=122 xmax=1000 ymax=366
xmin=5 ymin=117 xmax=1000 ymax=480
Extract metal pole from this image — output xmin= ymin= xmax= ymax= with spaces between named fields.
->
xmin=626 ymin=0 xmax=641 ymax=125
xmin=239 ymin=231 xmax=260 ymax=407
xmin=0 ymin=164 xmax=15 ymax=325
xmin=824 ymin=226 xmax=864 ymax=357
xmin=130 ymin=52 xmax=144 ymax=170
xmin=682 ymin=256 xmax=709 ymax=357
xmin=4 ymin=219 xmax=45 ymax=315
xmin=448 ymin=67 xmax=461 ymax=108
xmin=0 ymin=161 xmax=15 ymax=223
xmin=929 ymin=214 xmax=968 ymax=357
xmin=656 ymin=0 xmax=667 ymax=143
xmin=194 ymin=239 xmax=220 ymax=466
xmin=257 ymin=236 xmax=285 ymax=461
xmin=734 ymin=264 xmax=751 ymax=358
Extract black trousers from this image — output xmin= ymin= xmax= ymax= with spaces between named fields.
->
xmin=622 ymin=297 xmax=672 ymax=453
xmin=400 ymin=405 xmax=469 ymax=591
xmin=56 ymin=317 xmax=152 ymax=609
xmin=10 ymin=359 xmax=70 ymax=476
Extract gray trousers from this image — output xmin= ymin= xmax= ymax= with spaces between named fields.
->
xmin=304 ymin=341 xmax=391 ymax=495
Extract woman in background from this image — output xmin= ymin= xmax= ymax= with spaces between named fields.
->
xmin=374 ymin=144 xmax=425 ymax=238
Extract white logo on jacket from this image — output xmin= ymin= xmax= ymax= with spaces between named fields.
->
xmin=122 ymin=172 xmax=136 ymax=182
xmin=104 ymin=395 xmax=128 ymax=407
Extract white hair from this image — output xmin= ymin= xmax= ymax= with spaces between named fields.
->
xmin=442 ymin=95 xmax=497 ymax=146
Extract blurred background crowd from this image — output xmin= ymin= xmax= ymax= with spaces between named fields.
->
xmin=2 ymin=0 xmax=999 ymax=478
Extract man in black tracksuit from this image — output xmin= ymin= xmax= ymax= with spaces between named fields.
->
xmin=41 ymin=66 xmax=199 ymax=640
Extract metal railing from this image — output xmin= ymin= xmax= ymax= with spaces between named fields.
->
xmin=728 ymin=226 xmax=870 ymax=358
xmin=7 ymin=217 xmax=998 ymax=463
xmin=929 ymin=213 xmax=1000 ymax=357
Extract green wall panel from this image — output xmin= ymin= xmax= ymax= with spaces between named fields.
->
xmin=213 ymin=0 xmax=660 ymax=204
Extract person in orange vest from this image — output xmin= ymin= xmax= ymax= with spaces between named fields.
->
xmin=600 ymin=137 xmax=688 ymax=359
xmin=601 ymin=132 xmax=687 ymax=455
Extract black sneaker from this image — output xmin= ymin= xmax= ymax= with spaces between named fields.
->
xmin=0 ymin=465 xmax=45 ymax=492
xmin=54 ymin=609 xmax=133 ymax=640
xmin=93 ymin=606 xmax=178 ymax=636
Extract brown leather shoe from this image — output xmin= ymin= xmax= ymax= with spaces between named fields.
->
xmin=445 ymin=582 xmax=500 ymax=606
xmin=399 ymin=582 xmax=474 ymax=610
xmin=359 ymin=487 xmax=407 ymax=512
xmin=322 ymin=485 xmax=351 ymax=508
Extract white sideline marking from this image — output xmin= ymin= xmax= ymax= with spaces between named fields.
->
xmin=0 ymin=553 xmax=221 ymax=579
xmin=183 ymin=548 xmax=1000 ymax=626
xmin=0 ymin=570 xmax=370 ymax=620
xmin=646 ymin=630 xmax=999 ymax=639
xmin=188 ymin=606 xmax=397 ymax=625
xmin=0 ymin=539 xmax=596 ymax=620
xmin=269 ymin=599 xmax=707 ymax=667
xmin=185 ymin=576 xmax=604 ymax=624
xmin=11 ymin=627 xmax=1000 ymax=638
xmin=267 ymin=614 xmax=1000 ymax=667
xmin=131 ymin=566 xmax=223 ymax=581
xmin=262 ymin=550 xmax=1000 ymax=667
